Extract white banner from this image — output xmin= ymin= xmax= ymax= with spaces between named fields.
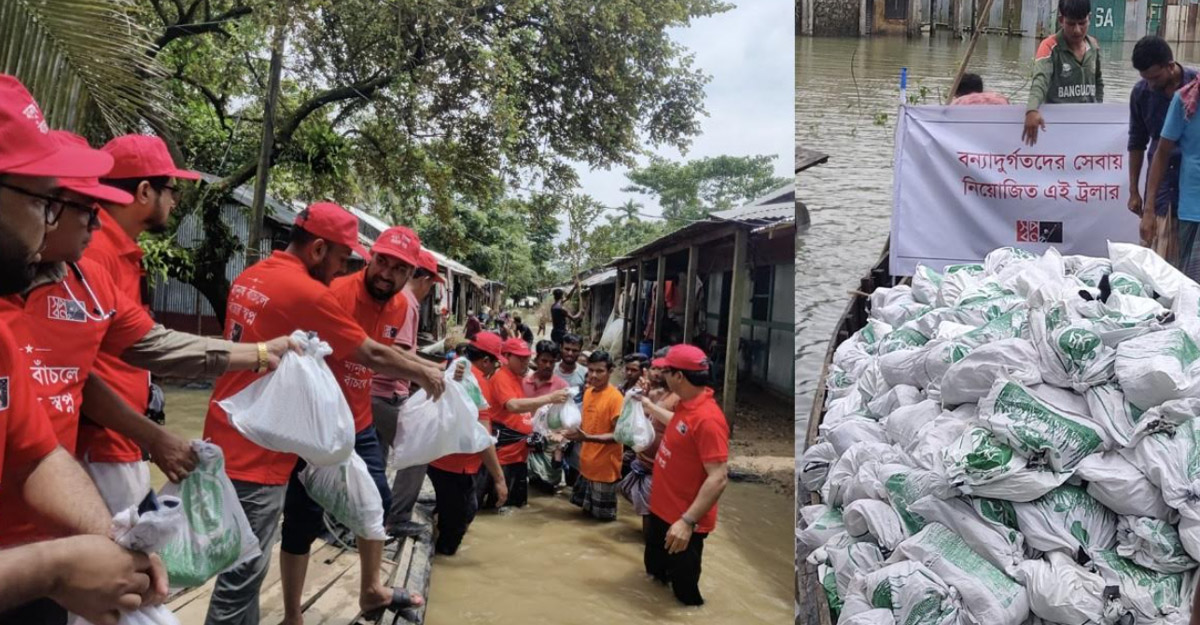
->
xmin=890 ymin=103 xmax=1140 ymax=276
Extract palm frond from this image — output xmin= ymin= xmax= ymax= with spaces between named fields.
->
xmin=0 ymin=0 xmax=169 ymax=134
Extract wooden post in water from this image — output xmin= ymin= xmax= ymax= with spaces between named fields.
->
xmin=683 ymin=245 xmax=699 ymax=343
xmin=722 ymin=228 xmax=749 ymax=427
xmin=946 ymin=0 xmax=1000 ymax=103
xmin=632 ymin=264 xmax=643 ymax=354
xmin=654 ymin=254 xmax=667 ymax=352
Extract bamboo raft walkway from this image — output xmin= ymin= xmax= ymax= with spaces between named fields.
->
xmin=170 ymin=481 xmax=436 ymax=625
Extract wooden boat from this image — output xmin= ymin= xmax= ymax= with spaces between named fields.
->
xmin=797 ymin=239 xmax=894 ymax=625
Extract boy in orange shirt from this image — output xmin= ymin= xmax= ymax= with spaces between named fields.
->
xmin=565 ymin=351 xmax=625 ymax=521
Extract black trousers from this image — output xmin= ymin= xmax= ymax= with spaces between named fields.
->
xmin=644 ymin=513 xmax=708 ymax=606
xmin=0 ymin=598 xmax=65 ymax=625
xmin=428 ymin=465 xmax=482 ymax=555
xmin=479 ymin=462 xmax=528 ymax=509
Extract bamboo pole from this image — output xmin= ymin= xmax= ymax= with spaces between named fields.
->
xmin=248 ymin=2 xmax=289 ymax=263
xmin=945 ymin=0 xmax=999 ymax=104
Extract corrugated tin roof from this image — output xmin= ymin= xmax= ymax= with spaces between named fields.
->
xmin=197 ymin=173 xmax=300 ymax=225
xmin=581 ymin=268 xmax=617 ymax=288
xmin=796 ymin=146 xmax=829 ymax=173
xmin=609 ymin=182 xmax=796 ymax=265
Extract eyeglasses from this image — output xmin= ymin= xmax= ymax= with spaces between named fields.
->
xmin=0 ymin=181 xmax=66 ymax=225
xmin=158 ymin=184 xmax=180 ymax=200
xmin=59 ymin=197 xmax=102 ymax=228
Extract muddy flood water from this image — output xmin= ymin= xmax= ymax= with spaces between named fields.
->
xmin=157 ymin=386 xmax=793 ymax=623
xmin=794 ymin=34 xmax=1200 ymax=456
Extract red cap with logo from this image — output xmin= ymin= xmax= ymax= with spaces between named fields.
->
xmin=371 ymin=226 xmax=421 ymax=266
xmin=294 ymin=201 xmax=363 ymax=252
xmin=101 ymin=134 xmax=201 ymax=181
xmin=51 ymin=131 xmax=133 ymax=205
xmin=652 ymin=344 xmax=710 ymax=371
xmin=0 ymin=75 xmax=112 ymax=178
xmin=470 ymin=332 xmax=504 ymax=360
xmin=502 ymin=338 xmax=532 ymax=358
xmin=418 ymin=248 xmax=445 ymax=284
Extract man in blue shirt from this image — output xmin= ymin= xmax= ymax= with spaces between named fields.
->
xmin=1130 ymin=36 xmax=1196 ymax=264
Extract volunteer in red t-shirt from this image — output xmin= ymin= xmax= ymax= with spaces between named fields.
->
xmin=646 ymin=344 xmax=730 ymax=607
xmin=77 ymin=132 xmax=202 ymax=514
xmin=383 ymin=248 xmax=447 ymax=535
xmin=202 ymin=202 xmax=444 ymax=624
xmin=428 ymin=332 xmax=507 ymax=555
xmin=0 ymin=132 xmax=296 ymax=541
xmin=279 ymin=225 xmax=442 ymax=625
xmin=481 ymin=338 xmax=569 ymax=509
xmin=0 ymin=74 xmax=169 ymax=624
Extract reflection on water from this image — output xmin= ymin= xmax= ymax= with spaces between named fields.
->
xmin=794 ymin=34 xmax=1200 ymax=454
xmin=425 ymin=485 xmax=792 ymax=625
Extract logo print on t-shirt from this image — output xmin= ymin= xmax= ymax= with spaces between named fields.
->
xmin=383 ymin=325 xmax=399 ymax=339
xmin=48 ymin=296 xmax=86 ymax=322
xmin=676 ymin=421 xmax=688 ymax=435
xmin=0 ymin=377 xmax=9 ymax=411
xmin=230 ymin=322 xmax=244 ymax=343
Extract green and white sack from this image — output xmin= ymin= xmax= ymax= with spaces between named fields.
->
xmin=985 ymin=247 xmax=1038 ymax=276
xmin=1092 ymin=549 xmax=1193 ymax=623
xmin=907 ymin=414 xmax=973 ymax=472
xmin=798 ymin=504 xmax=845 ymax=553
xmin=1014 ymin=551 xmax=1108 ymax=625
xmin=1030 ymin=304 xmax=1116 ymax=393
xmin=979 ymin=381 xmax=1108 ymax=472
xmin=1083 ymin=384 xmax=1146 ymax=449
xmin=940 ymin=338 xmax=1041 ymax=406
xmin=841 ymin=561 xmax=965 ymax=625
xmin=824 ymin=442 xmax=904 ymax=507
xmin=888 ymin=522 xmax=1030 ymax=625
xmin=1114 ymin=328 xmax=1200 ymax=410
xmin=809 ymin=531 xmax=887 ymax=600
xmin=298 ymin=451 xmax=386 ymax=540
xmin=877 ymin=464 xmax=953 ymax=536
xmin=1013 ymin=484 xmax=1117 ymax=557
xmin=1073 ymin=451 xmax=1174 ymax=521
xmin=844 ymin=499 xmax=907 ymax=553
xmin=883 ymin=400 xmax=942 ymax=448
xmin=908 ymin=495 xmax=1025 ymax=573
xmin=159 ymin=442 xmax=262 ymax=588
xmin=941 ymin=426 xmax=1070 ymax=502
xmin=800 ymin=441 xmax=838 ymax=493
xmin=955 ymin=308 xmax=1030 ymax=350
xmin=1115 ymin=516 xmax=1198 ymax=574
xmin=1109 ymin=241 xmax=1189 ymax=305
xmin=913 ymin=265 xmax=944 ymax=305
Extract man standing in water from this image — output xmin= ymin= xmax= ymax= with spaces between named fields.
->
xmin=645 ymin=344 xmax=729 ymax=606
xmin=565 ymin=351 xmax=625 ymax=521
xmin=523 ymin=340 xmax=569 ymax=493
xmin=1129 ymin=36 xmax=1196 ymax=257
xmin=1023 ymin=0 xmax=1103 ymax=145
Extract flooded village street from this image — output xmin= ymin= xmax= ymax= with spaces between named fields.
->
xmin=793 ymin=33 xmax=1200 ymax=456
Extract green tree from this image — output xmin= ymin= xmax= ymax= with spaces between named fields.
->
xmin=128 ymin=0 xmax=730 ymax=321
xmin=622 ymin=154 xmax=789 ymax=225
xmin=585 ymin=201 xmax=665 ymax=270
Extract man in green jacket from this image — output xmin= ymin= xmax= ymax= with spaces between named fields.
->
xmin=1024 ymin=0 xmax=1104 ymax=145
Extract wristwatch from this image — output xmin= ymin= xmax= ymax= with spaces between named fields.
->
xmin=680 ymin=514 xmax=697 ymax=530
xmin=254 ymin=342 xmax=269 ymax=373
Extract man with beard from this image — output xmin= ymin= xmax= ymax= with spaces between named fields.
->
xmin=0 ymin=74 xmax=169 ymax=625
xmin=644 ymin=344 xmax=729 ymax=606
xmin=0 ymin=131 xmax=294 ymax=559
xmin=203 ymin=203 xmax=445 ymax=625
xmin=77 ymin=134 xmax=202 ymax=515
xmin=281 ymin=225 xmax=440 ymax=625
xmin=481 ymin=338 xmax=569 ymax=509
xmin=523 ymin=340 xmax=569 ymax=493
xmin=384 ymin=249 xmax=448 ymax=535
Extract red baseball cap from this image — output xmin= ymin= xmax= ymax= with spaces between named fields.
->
xmin=102 ymin=134 xmax=201 ymax=181
xmin=470 ymin=332 xmax=504 ymax=360
xmin=295 ymin=202 xmax=361 ymax=250
xmin=0 ymin=75 xmax=112 ymax=178
xmin=371 ymin=226 xmax=421 ymax=266
xmin=418 ymin=249 xmax=445 ymax=284
xmin=652 ymin=344 xmax=710 ymax=371
xmin=51 ymin=132 xmax=133 ymax=205
xmin=502 ymin=338 xmax=532 ymax=358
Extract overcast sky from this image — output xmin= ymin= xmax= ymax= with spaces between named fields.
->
xmin=570 ymin=0 xmax=794 ymax=222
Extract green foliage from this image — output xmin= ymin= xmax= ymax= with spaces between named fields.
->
xmin=139 ymin=232 xmax=195 ymax=287
xmin=622 ymin=154 xmax=789 ymax=225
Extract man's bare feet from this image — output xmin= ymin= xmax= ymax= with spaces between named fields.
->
xmin=361 ymin=585 xmax=424 ymax=615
